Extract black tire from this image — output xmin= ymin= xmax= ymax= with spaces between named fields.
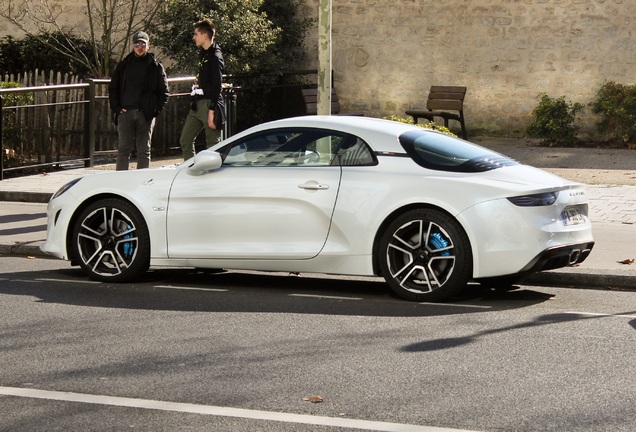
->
xmin=72 ymin=198 xmax=150 ymax=282
xmin=378 ymin=209 xmax=472 ymax=302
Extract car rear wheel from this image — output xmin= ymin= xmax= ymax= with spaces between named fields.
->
xmin=72 ymin=198 xmax=150 ymax=282
xmin=379 ymin=209 xmax=472 ymax=302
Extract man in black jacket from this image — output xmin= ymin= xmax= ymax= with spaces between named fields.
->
xmin=109 ymin=31 xmax=169 ymax=170
xmin=179 ymin=18 xmax=225 ymax=161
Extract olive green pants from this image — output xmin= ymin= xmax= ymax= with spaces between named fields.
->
xmin=179 ymin=99 xmax=222 ymax=160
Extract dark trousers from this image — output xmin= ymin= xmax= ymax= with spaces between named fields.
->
xmin=116 ymin=110 xmax=155 ymax=171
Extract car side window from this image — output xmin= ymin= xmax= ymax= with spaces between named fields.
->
xmin=331 ymin=137 xmax=376 ymax=167
xmin=221 ymin=128 xmax=372 ymax=167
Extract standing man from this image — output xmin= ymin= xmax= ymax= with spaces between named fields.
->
xmin=109 ymin=30 xmax=169 ymax=171
xmin=180 ymin=18 xmax=226 ymax=161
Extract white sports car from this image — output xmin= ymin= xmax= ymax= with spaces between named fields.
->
xmin=42 ymin=116 xmax=594 ymax=301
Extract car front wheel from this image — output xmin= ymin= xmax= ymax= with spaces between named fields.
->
xmin=379 ymin=209 xmax=472 ymax=302
xmin=72 ymin=198 xmax=150 ymax=282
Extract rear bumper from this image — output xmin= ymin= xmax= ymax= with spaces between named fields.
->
xmin=521 ymin=241 xmax=595 ymax=273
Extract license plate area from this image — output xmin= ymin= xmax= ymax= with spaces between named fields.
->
xmin=561 ymin=206 xmax=586 ymax=226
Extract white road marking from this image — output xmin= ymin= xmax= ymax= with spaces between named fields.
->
xmin=0 ymin=386 xmax=477 ymax=432
xmin=565 ymin=311 xmax=636 ymax=319
xmin=154 ymin=285 xmax=228 ymax=292
xmin=419 ymin=302 xmax=492 ymax=309
xmin=37 ymin=278 xmax=101 ymax=284
xmin=289 ymin=293 xmax=363 ymax=300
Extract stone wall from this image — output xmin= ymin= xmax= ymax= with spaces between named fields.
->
xmin=0 ymin=0 xmax=90 ymax=37
xmin=299 ymin=0 xmax=636 ymax=136
xmin=4 ymin=0 xmax=636 ymax=136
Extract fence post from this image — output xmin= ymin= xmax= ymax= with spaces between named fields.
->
xmin=223 ymin=87 xmax=237 ymax=138
xmin=84 ymin=79 xmax=96 ymax=167
xmin=0 ymin=94 xmax=4 ymax=181
xmin=230 ymin=89 xmax=237 ymax=137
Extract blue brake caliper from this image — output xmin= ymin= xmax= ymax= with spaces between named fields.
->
xmin=122 ymin=225 xmax=135 ymax=259
xmin=428 ymin=232 xmax=451 ymax=256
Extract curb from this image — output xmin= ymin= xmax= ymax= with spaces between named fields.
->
xmin=0 ymin=242 xmax=48 ymax=258
xmin=0 ymin=191 xmax=53 ymax=203
xmin=524 ymin=271 xmax=636 ymax=292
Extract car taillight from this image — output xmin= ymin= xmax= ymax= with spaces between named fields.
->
xmin=507 ymin=191 xmax=558 ymax=206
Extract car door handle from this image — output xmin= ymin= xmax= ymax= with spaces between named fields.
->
xmin=298 ymin=180 xmax=329 ymax=190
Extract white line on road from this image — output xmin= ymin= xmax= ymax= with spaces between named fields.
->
xmin=154 ymin=285 xmax=228 ymax=292
xmin=0 ymin=386 xmax=477 ymax=432
xmin=419 ymin=302 xmax=492 ymax=309
xmin=565 ymin=311 xmax=636 ymax=319
xmin=37 ymin=278 xmax=101 ymax=284
xmin=289 ymin=293 xmax=363 ymax=300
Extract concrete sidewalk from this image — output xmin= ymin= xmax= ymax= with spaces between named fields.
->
xmin=1 ymin=146 xmax=636 ymax=291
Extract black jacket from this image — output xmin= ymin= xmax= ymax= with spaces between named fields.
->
xmin=109 ymin=52 xmax=169 ymax=123
xmin=195 ymin=43 xmax=225 ymax=128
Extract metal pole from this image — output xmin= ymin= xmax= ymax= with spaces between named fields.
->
xmin=229 ymin=90 xmax=237 ymax=137
xmin=223 ymin=86 xmax=238 ymax=138
xmin=84 ymin=79 xmax=96 ymax=167
xmin=0 ymin=94 xmax=4 ymax=181
xmin=317 ymin=0 xmax=332 ymax=115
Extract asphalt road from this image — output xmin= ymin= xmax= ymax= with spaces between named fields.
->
xmin=2 ymin=256 xmax=636 ymax=432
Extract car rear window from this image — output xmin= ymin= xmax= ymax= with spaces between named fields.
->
xmin=398 ymin=130 xmax=519 ymax=172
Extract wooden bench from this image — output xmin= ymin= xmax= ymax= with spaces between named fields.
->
xmin=302 ymin=88 xmax=364 ymax=116
xmin=405 ymin=86 xmax=467 ymax=139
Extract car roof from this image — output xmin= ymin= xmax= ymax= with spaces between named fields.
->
xmin=220 ymin=116 xmax=439 ymax=153
xmin=260 ymin=115 xmax=422 ymax=138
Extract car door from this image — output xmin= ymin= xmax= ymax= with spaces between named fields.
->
xmin=166 ymin=128 xmax=348 ymax=260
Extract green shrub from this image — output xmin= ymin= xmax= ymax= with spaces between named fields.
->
xmin=591 ymin=81 xmax=636 ymax=146
xmin=386 ymin=115 xmax=456 ymax=137
xmin=527 ymin=94 xmax=583 ymax=146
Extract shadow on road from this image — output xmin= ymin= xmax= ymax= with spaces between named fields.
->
xmin=0 ymin=265 xmax=556 ymax=318
xmin=403 ymin=310 xmax=636 ymax=353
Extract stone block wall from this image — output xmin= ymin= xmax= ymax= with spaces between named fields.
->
xmin=4 ymin=0 xmax=636 ymax=136
xmin=299 ymin=0 xmax=636 ymax=136
xmin=0 ymin=0 xmax=90 ymax=36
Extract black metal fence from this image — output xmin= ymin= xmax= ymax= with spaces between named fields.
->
xmin=0 ymin=70 xmax=321 ymax=180
xmin=0 ymin=77 xmax=238 ymax=180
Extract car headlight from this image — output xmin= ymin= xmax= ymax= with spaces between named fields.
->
xmin=52 ymin=177 xmax=82 ymax=199
xmin=507 ymin=191 xmax=558 ymax=206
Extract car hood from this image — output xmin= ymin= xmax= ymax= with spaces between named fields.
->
xmin=63 ymin=164 xmax=182 ymax=202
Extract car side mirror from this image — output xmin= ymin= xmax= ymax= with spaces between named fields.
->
xmin=188 ymin=151 xmax=223 ymax=176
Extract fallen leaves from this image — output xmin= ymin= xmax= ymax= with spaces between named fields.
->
xmin=303 ymin=395 xmax=324 ymax=403
xmin=617 ymin=258 xmax=634 ymax=265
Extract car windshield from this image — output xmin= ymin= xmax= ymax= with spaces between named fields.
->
xmin=399 ymin=130 xmax=519 ymax=172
